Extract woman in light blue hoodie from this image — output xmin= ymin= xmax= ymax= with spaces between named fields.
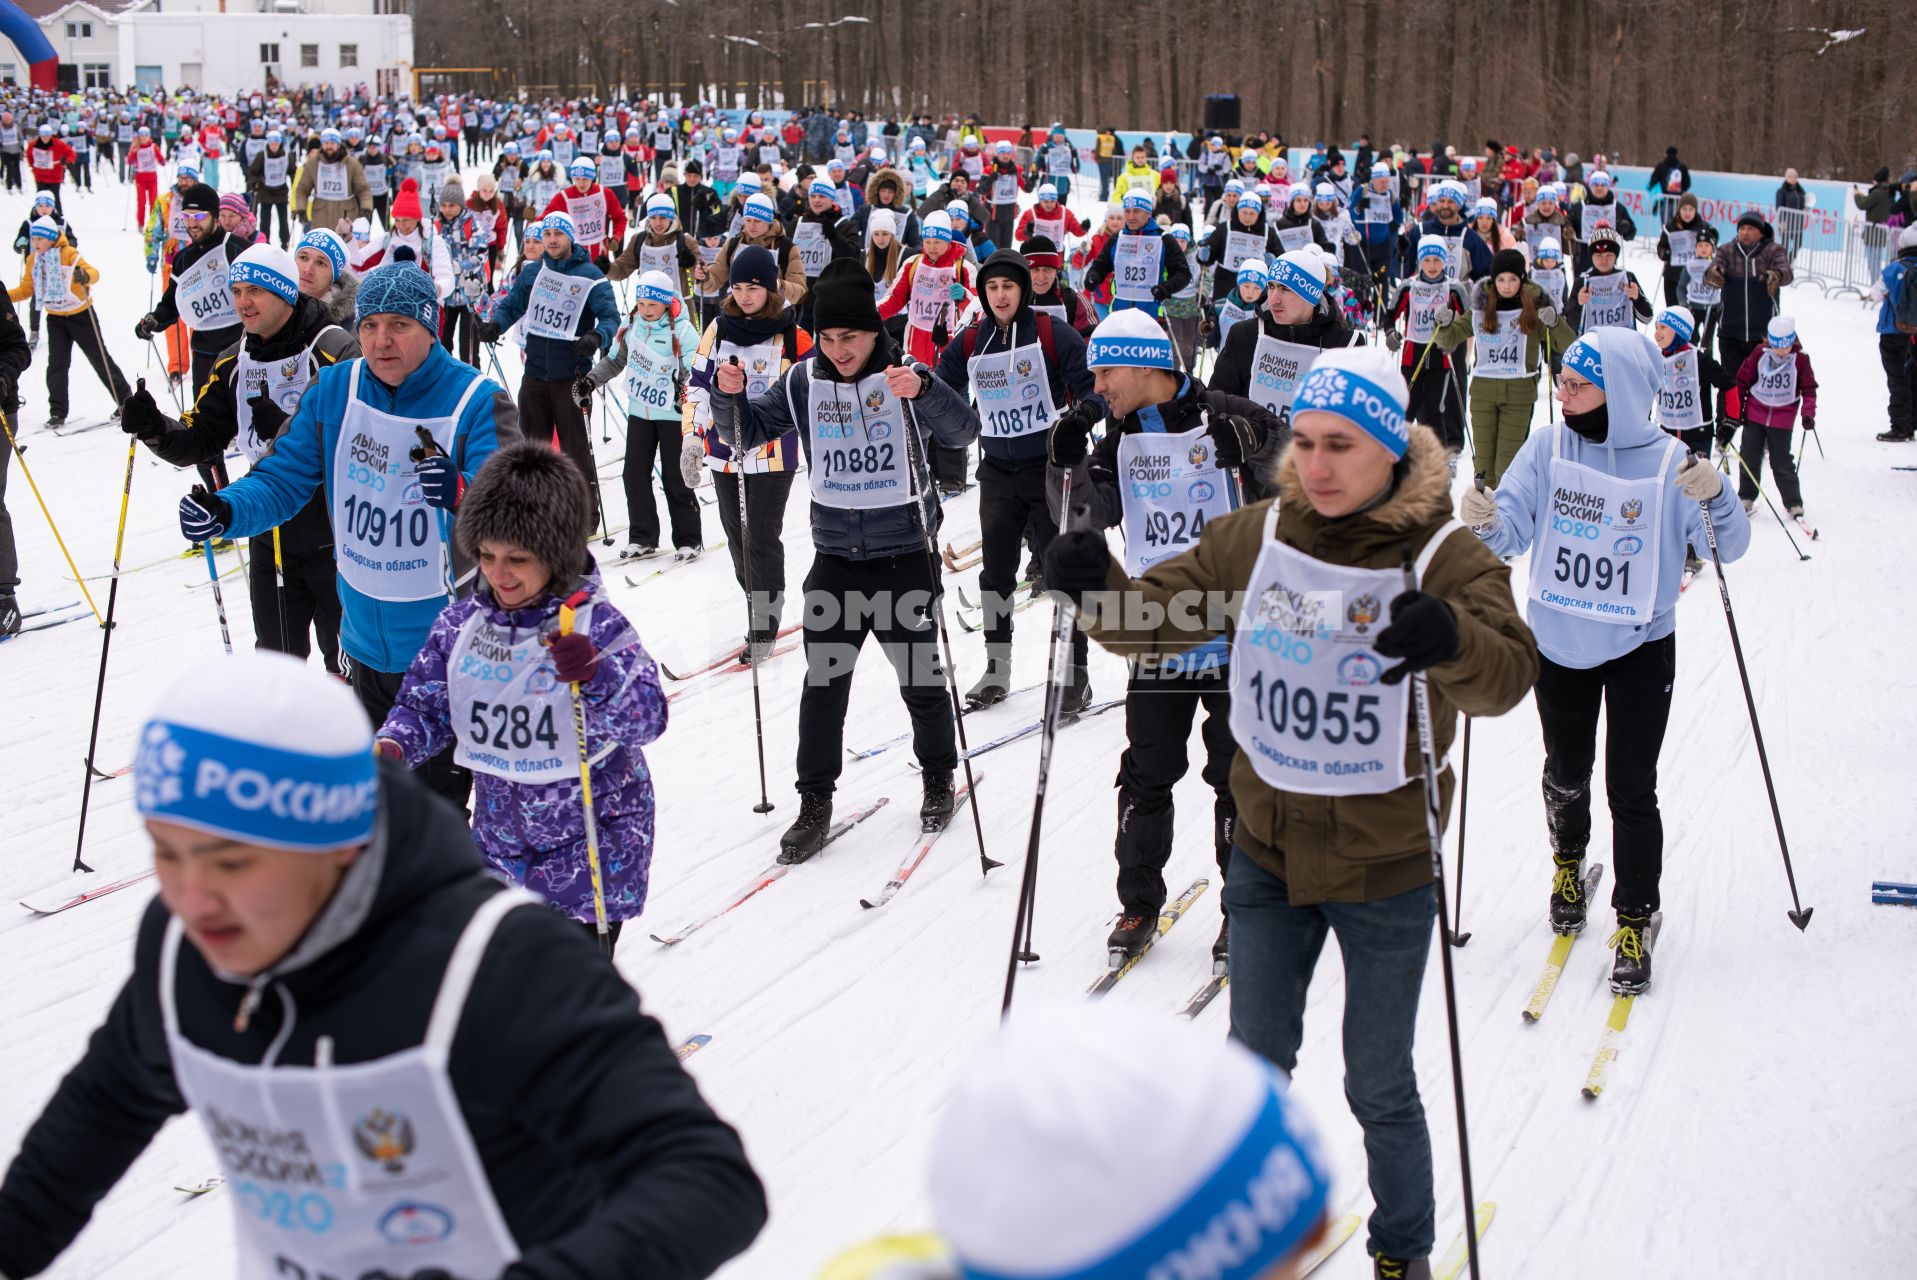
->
xmin=1461 ymin=325 xmax=1750 ymax=995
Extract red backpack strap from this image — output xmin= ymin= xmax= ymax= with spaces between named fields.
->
xmin=1034 ymin=310 xmax=1057 ymax=368
xmin=961 ymin=325 xmax=978 ymax=362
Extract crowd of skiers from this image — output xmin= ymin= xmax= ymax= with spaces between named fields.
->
xmin=0 ymin=75 xmax=1900 ymax=1280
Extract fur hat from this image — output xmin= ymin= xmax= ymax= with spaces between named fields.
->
xmin=455 ymin=442 xmax=593 ymax=581
xmin=1490 ymin=248 xmax=1528 ymax=280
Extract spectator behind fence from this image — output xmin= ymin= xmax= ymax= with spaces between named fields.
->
xmin=1775 ymin=168 xmax=1809 ymax=259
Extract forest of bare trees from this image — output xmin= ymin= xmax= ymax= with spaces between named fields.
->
xmin=417 ymin=0 xmax=1914 ymax=180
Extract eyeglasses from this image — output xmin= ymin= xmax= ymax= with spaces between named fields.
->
xmin=1558 ymin=375 xmax=1600 ymax=399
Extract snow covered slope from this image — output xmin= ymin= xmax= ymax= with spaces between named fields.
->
xmin=0 ymin=174 xmax=1911 ymax=1278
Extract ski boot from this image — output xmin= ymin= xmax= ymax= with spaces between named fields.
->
xmin=43 ymin=413 xmax=63 ymax=429
xmin=1211 ymin=914 xmax=1230 ymax=974
xmin=673 ymin=544 xmax=702 ymax=563
xmin=1107 ymin=910 xmax=1156 ymax=964
xmin=1549 ymin=853 xmax=1589 ymax=934
xmin=0 ymin=592 xmax=19 ymax=638
xmin=744 ymin=636 xmax=776 ymax=665
xmin=919 ymin=768 xmax=956 ymax=831
xmin=1371 ymin=1252 xmax=1432 ymax=1280
xmin=620 ymin=542 xmax=659 ymax=561
xmin=1608 ymin=912 xmax=1655 ymax=994
xmin=777 ymin=791 xmax=834 ymax=865
xmin=964 ymin=643 xmax=1012 ymax=710
xmin=1058 ymin=664 xmax=1092 ymax=717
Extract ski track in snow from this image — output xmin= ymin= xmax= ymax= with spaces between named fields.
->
xmin=0 ymin=171 xmax=1911 ymax=1278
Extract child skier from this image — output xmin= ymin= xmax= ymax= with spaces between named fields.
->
xmin=9 ymin=217 xmax=130 ymax=428
xmin=1384 ymin=235 xmax=1472 ymax=454
xmin=376 ymin=443 xmax=667 ymax=951
xmin=1732 ymin=315 xmax=1816 ymax=523
xmin=1569 ymin=225 xmax=1653 ymax=333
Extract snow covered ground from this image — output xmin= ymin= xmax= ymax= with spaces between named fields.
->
xmin=1 ymin=168 xmax=1913 ymax=1278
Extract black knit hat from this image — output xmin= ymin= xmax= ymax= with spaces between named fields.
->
xmin=455 ymin=442 xmax=592 ymax=581
xmin=810 ymin=257 xmax=882 ymax=332
xmin=1490 ymin=248 xmax=1528 ymax=279
xmin=181 ymin=182 xmax=220 ymax=215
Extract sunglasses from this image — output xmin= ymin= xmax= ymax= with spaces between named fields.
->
xmin=182 ymin=211 xmax=211 ymax=223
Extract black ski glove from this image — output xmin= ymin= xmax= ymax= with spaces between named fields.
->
xmin=247 ymin=391 xmax=288 ymax=442
xmin=1047 ymin=395 xmax=1107 ymax=467
xmin=1207 ymin=413 xmax=1258 ymax=470
xmin=1372 ymin=590 xmax=1459 ymax=686
xmin=574 ymin=333 xmax=601 ymax=360
xmin=133 ymin=312 xmax=159 ymax=341
xmin=476 ymin=318 xmax=501 ymax=344
xmin=1150 ymin=283 xmax=1170 ymax=302
xmin=1042 ymin=527 xmax=1114 ymax=606
xmin=573 ymin=375 xmax=595 ymax=408
xmin=120 ymin=377 xmax=167 ymax=439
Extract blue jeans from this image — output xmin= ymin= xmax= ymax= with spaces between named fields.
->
xmin=1224 ymin=846 xmax=1437 ymax=1259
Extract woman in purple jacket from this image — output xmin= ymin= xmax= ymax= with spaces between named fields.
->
xmin=378 ymin=441 xmax=666 ymax=950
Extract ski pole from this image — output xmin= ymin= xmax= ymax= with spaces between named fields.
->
xmin=558 ymin=591 xmax=612 ymax=954
xmin=202 ymin=535 xmax=234 ymax=655
xmin=722 ymin=357 xmax=775 ymax=815
xmin=1002 ymin=469 xmax=1076 ymax=1011
xmin=1399 ymin=545 xmax=1482 ymax=1280
xmin=0 ymin=409 xmax=104 ymax=625
xmin=271 ymin=526 xmax=291 ymax=657
xmin=1722 ymin=436 xmax=1808 ymax=561
xmin=408 ymin=427 xmax=458 ymax=601
xmin=1687 ymin=454 xmax=1813 ymax=931
xmin=904 ymin=379 xmax=1000 ymax=877
xmin=72 ymin=434 xmax=139 ymax=875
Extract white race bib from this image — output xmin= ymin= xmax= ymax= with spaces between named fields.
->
xmin=1222 ymin=229 xmax=1265 ymax=273
xmin=598 ymin=155 xmax=625 ymax=188
xmin=1579 ymin=202 xmax=1612 ymax=244
xmin=795 ymin=220 xmax=832 ymax=278
xmin=1407 ymin=278 xmax=1448 ymax=344
xmin=1361 ymin=190 xmax=1393 ymax=224
xmin=30 ymin=250 xmax=74 ymax=311
xmin=449 ymin=608 xmax=603 ymax=781
xmin=564 ymin=190 xmax=607 ymax=247
xmin=316 ymin=161 xmax=348 ymax=202
xmin=1657 ymin=349 xmax=1705 ymax=433
xmin=1527 ymin=432 xmax=1675 ymax=625
xmin=907 ymin=259 xmax=957 ymax=330
xmin=525 ymin=265 xmax=591 ymax=342
xmin=1115 ymin=423 xmax=1237 ymax=577
xmin=1472 ymin=308 xmax=1527 ymax=380
xmin=1274 ymin=223 xmax=1313 ymax=253
xmin=1751 ymin=352 xmax=1798 ymax=408
xmin=1665 ymin=229 xmax=1697 ymax=265
xmin=233 ymin=339 xmax=321 ymax=463
xmin=1579 ymin=272 xmax=1633 ymax=331
xmin=968 ymin=337 xmax=1058 ymax=439
xmin=623 ymin=328 xmax=679 ymax=414
xmin=1246 ymin=332 xmax=1322 ymax=426
xmin=992 ymin=173 xmax=1018 ymax=205
xmin=805 ymin=372 xmax=911 ymax=509
xmin=1684 ymin=259 xmax=1719 ymax=307
xmin=1113 ymin=233 xmax=1163 ymax=303
xmin=1532 ymin=266 xmax=1567 ymax=313
xmin=638 ymin=241 xmax=680 ymax=284
xmin=263 ymin=153 xmax=288 ymax=187
xmin=175 ymin=249 xmax=239 ymax=330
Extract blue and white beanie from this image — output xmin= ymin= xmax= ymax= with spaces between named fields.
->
xmin=1121 ymin=189 xmax=1154 ymax=213
xmin=356 ymin=260 xmax=440 ymax=334
xmin=1588 ymin=169 xmax=1613 ymax=189
xmin=1035 ymin=182 xmax=1058 ymax=203
xmin=930 ymin=1003 xmax=1333 ymax=1280
xmin=177 ymin=162 xmax=200 ymax=181
xmin=1294 ymin=345 xmax=1411 ymax=459
xmin=644 ymin=192 xmax=676 ymax=220
xmin=1473 ymin=196 xmax=1498 ymax=219
xmin=809 ymin=177 xmax=838 ymax=200
xmin=296 ymin=229 xmax=348 ymax=282
xmin=1766 ymin=314 xmax=1797 ymax=349
xmin=1312 ymin=182 xmax=1337 ymax=203
xmin=569 ymin=155 xmax=596 ymax=177
xmin=946 ymin=199 xmax=973 ymax=228
xmin=320 ymin=127 xmax=342 ymax=145
xmin=1561 ymin=334 xmax=1607 ymax=389
xmin=1370 ymin=162 xmax=1393 ymax=179
xmin=135 ymin=651 xmax=378 ymax=853
xmin=742 ymin=193 xmax=778 ymax=223
xmin=1268 ymin=249 xmax=1326 ymax=307
xmin=541 ymin=210 xmax=578 ymax=242
xmin=1656 ymin=306 xmax=1695 ymax=344
xmin=28 ymin=217 xmax=58 ymax=242
xmin=636 ymin=269 xmax=677 ymax=304
xmin=1236 ymin=255 xmax=1270 ymax=287
xmin=921 ymin=210 xmax=957 ymax=243
xmin=736 ymin=172 xmax=763 ymax=194
xmin=1416 ymin=233 xmax=1451 ymax=264
xmin=1086 ymin=308 xmax=1176 ymax=371
xmin=1535 ymin=236 xmax=1563 ymax=263
xmin=228 ymin=244 xmax=301 ymax=306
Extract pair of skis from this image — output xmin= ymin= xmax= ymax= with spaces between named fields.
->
xmin=1 ymin=599 xmax=92 ymax=641
xmin=1293 ymin=1203 xmax=1496 ymax=1280
xmin=1516 ymin=863 xmax=1663 ymax=1099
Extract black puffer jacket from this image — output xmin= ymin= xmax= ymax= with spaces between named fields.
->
xmin=149 ymin=227 xmax=248 ymax=356
xmin=0 ymin=762 xmax=768 ymax=1280
xmin=1208 ymin=305 xmax=1361 ymax=425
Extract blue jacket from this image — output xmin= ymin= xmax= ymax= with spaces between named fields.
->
xmin=220 ymin=343 xmax=520 ymax=672
xmin=1419 ymin=213 xmax=1492 ymax=280
xmin=1876 ymin=250 xmax=1916 ymax=335
xmin=1479 ymin=327 xmax=1750 ymax=670
xmin=933 ymin=301 xmax=1092 ymax=471
xmin=1357 ymin=189 xmax=1404 ymax=248
xmin=489 ymin=242 xmax=621 ymax=382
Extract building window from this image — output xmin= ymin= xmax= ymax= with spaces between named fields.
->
xmin=81 ymin=63 xmax=110 ymax=90
xmin=339 ymin=44 xmax=357 ymax=68
xmin=66 ymin=21 xmax=92 ymax=39
xmin=260 ymin=43 xmax=280 ymax=64
xmin=300 ymin=44 xmax=318 ymax=68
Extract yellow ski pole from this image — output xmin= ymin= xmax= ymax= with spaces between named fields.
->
xmin=0 ymin=408 xmax=105 ymax=625
xmin=558 ymin=592 xmax=611 ymax=953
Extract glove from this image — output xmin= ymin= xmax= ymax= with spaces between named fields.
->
xmin=476 ymin=319 xmax=501 ymax=344
xmin=1198 ymin=312 xmax=1216 ymax=337
xmin=574 ymin=333 xmax=600 ymax=360
xmin=1714 ymin=420 xmax=1736 ymax=448
xmin=679 ymin=429 xmax=706 ymax=487
xmin=1150 ymin=284 xmax=1170 ymax=302
xmin=72 ymin=265 xmax=90 ymax=286
xmin=1047 ymin=396 xmax=1106 ymax=467
xmin=1459 ymin=481 xmax=1498 ymax=528
xmin=247 ymin=391 xmax=288 ymax=441
xmin=133 ymin=313 xmax=159 ymax=341
xmin=574 ymin=375 xmax=595 ymax=408
xmin=179 ymin=484 xmax=231 ymax=542
xmin=145 ymin=253 xmax=157 ymax=274
xmin=1763 ymin=269 xmax=1782 ymax=290
xmin=1537 ymin=305 xmax=1559 ymax=328
xmin=1207 ymin=413 xmax=1258 ymax=469
xmin=1041 ymin=527 xmax=1114 ymax=605
xmin=1675 ymin=453 xmax=1723 ymax=503
xmin=119 ymin=378 xmax=167 ymax=438
xmin=947 ymin=282 xmax=966 ymax=303
xmin=1372 ymin=591 xmax=1459 ymax=686
xmin=415 ymin=454 xmax=461 ymax=510
xmin=547 ymin=632 xmax=599 ymax=685
xmin=1801 ymin=414 xmax=1815 ymax=431
xmin=1385 ymin=328 xmax=1403 ymax=353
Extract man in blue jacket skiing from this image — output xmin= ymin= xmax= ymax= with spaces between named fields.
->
xmin=177 ymin=261 xmax=519 ymax=805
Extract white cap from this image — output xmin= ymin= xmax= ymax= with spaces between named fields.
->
xmin=636 ymin=269 xmax=678 ymax=303
xmin=1536 ymin=235 xmax=1563 ymax=259
xmin=1269 ymin=248 xmax=1328 ymax=306
xmin=1035 ymin=182 xmax=1058 ymax=202
xmin=1766 ymin=314 xmax=1797 ymax=345
xmin=866 ymin=209 xmax=897 ymax=239
xmin=929 ymin=1003 xmax=1332 ymax=1280
xmin=1086 ymin=308 xmax=1177 ymax=370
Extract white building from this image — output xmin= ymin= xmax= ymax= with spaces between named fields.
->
xmin=5 ymin=0 xmax=413 ymax=97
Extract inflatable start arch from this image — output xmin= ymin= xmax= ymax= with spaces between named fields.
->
xmin=0 ymin=1 xmax=59 ymax=91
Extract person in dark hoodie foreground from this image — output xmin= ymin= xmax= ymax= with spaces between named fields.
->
xmin=709 ymin=257 xmax=978 ymax=862
xmin=122 ymin=243 xmax=358 ymax=672
xmin=933 ymin=244 xmax=1094 ymax=711
xmin=0 ymin=650 xmax=766 ymax=1280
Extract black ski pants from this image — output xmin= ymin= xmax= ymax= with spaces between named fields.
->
xmin=625 ymin=415 xmax=703 ymax=551
xmin=1114 ymin=664 xmax=1237 ymax=917
xmin=712 ymin=468 xmax=794 ymax=643
xmin=349 ymin=658 xmax=472 ymax=810
xmin=246 ymin=531 xmax=342 ymax=673
xmin=974 ymin=455 xmax=1085 ymax=661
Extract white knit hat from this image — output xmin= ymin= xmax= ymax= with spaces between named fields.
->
xmin=929 ymin=1003 xmax=1332 ymax=1280
xmin=1086 ymin=308 xmax=1175 ymax=370
xmin=866 ymin=208 xmax=897 ymax=239
xmin=1268 ymin=248 xmax=1326 ymax=306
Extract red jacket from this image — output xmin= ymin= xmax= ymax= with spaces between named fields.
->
xmin=878 ymin=247 xmax=976 ymax=365
xmin=541 ymin=182 xmax=627 ymax=255
xmin=27 ymin=138 xmax=76 ymax=185
xmin=1015 ymin=203 xmax=1087 ymax=245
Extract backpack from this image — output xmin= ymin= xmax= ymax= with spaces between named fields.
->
xmin=1894 ymin=261 xmax=1917 ymax=335
xmin=959 ymin=311 xmax=1065 ymax=402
